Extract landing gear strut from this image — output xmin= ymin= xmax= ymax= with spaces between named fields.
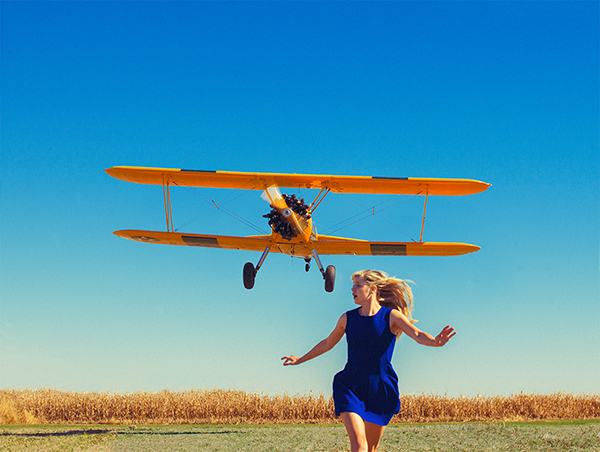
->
xmin=311 ymin=249 xmax=335 ymax=292
xmin=243 ymin=246 xmax=271 ymax=290
xmin=242 ymin=247 xmax=335 ymax=292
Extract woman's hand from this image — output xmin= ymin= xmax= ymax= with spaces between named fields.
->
xmin=434 ymin=325 xmax=456 ymax=346
xmin=281 ymin=355 xmax=301 ymax=366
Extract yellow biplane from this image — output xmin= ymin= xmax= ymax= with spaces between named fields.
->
xmin=105 ymin=166 xmax=490 ymax=292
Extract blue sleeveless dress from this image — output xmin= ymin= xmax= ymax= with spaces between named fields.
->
xmin=332 ymin=306 xmax=401 ymax=426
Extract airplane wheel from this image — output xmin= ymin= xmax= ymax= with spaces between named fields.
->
xmin=243 ymin=262 xmax=256 ymax=289
xmin=324 ymin=265 xmax=335 ymax=292
xmin=305 ymin=263 xmax=310 ymax=272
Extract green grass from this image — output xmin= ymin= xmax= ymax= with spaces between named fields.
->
xmin=1 ymin=421 xmax=599 ymax=451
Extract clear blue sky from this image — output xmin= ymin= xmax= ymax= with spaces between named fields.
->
xmin=1 ymin=1 xmax=598 ymax=398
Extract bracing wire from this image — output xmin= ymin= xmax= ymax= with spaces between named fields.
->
xmin=172 ymin=184 xmax=267 ymax=234
xmin=320 ymin=195 xmax=417 ymax=235
xmin=166 ymin=182 xmax=418 ymax=239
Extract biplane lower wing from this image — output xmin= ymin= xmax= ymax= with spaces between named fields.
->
xmin=314 ymin=235 xmax=480 ymax=256
xmin=114 ymin=230 xmax=271 ymax=252
xmin=114 ymin=230 xmax=479 ymax=257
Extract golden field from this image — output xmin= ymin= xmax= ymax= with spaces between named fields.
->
xmin=1 ymin=389 xmax=598 ymax=425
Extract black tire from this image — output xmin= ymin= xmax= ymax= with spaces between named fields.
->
xmin=243 ymin=262 xmax=256 ymax=289
xmin=324 ymin=265 xmax=335 ymax=292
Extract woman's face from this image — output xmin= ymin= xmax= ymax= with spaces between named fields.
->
xmin=351 ymin=276 xmax=374 ymax=305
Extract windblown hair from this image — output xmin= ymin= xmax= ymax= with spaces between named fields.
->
xmin=352 ymin=269 xmax=416 ymax=337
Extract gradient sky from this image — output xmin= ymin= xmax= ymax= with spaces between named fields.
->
xmin=1 ymin=1 xmax=598 ymax=398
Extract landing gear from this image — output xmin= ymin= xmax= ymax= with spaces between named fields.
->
xmin=324 ymin=265 xmax=336 ymax=293
xmin=311 ymin=249 xmax=336 ymax=292
xmin=243 ymin=246 xmax=271 ymax=290
xmin=243 ymin=262 xmax=256 ymax=289
xmin=242 ymin=247 xmax=335 ymax=292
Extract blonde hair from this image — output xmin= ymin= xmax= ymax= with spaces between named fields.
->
xmin=352 ymin=269 xmax=416 ymax=337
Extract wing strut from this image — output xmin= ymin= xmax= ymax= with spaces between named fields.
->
xmin=309 ymin=188 xmax=331 ymax=213
xmin=163 ymin=176 xmax=174 ymax=232
xmin=419 ymin=185 xmax=429 ymax=242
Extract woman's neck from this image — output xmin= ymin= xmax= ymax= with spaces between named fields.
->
xmin=359 ymin=299 xmax=381 ymax=316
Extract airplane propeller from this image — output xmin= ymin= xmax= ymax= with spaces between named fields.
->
xmin=261 ymin=186 xmax=289 ymax=214
xmin=261 ymin=185 xmax=307 ymax=240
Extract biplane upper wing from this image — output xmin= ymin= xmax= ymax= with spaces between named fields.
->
xmin=105 ymin=166 xmax=490 ymax=196
xmin=314 ymin=235 xmax=480 ymax=256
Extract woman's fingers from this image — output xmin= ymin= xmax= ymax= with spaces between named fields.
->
xmin=281 ymin=355 xmax=299 ymax=365
xmin=436 ymin=326 xmax=456 ymax=346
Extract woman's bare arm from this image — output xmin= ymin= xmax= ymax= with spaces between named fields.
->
xmin=389 ymin=310 xmax=455 ymax=347
xmin=282 ymin=313 xmax=347 ymax=365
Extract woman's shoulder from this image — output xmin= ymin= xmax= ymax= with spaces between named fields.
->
xmin=346 ymin=307 xmax=361 ymax=317
xmin=387 ymin=306 xmax=412 ymax=325
xmin=341 ymin=308 xmax=360 ymax=324
xmin=379 ymin=305 xmax=394 ymax=318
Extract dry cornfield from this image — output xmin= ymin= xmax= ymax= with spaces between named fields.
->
xmin=0 ymin=389 xmax=598 ymax=425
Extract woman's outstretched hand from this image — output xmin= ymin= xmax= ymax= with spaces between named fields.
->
xmin=435 ymin=325 xmax=456 ymax=347
xmin=281 ymin=355 xmax=300 ymax=366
